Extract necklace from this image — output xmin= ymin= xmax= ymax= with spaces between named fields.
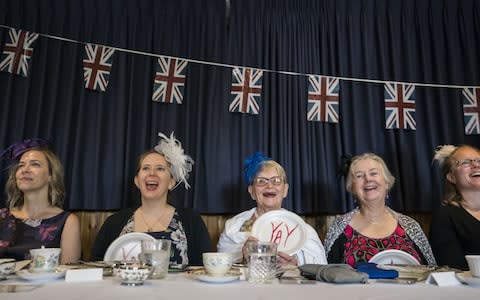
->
xmin=138 ymin=207 xmax=167 ymax=232
xmin=23 ymin=218 xmax=42 ymax=227
xmin=21 ymin=209 xmax=50 ymax=227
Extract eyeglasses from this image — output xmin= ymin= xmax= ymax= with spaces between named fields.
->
xmin=455 ymin=158 xmax=480 ymax=168
xmin=253 ymin=176 xmax=284 ymax=186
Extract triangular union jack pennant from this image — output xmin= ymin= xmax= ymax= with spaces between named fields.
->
xmin=307 ymin=75 xmax=340 ymax=122
xmin=462 ymin=88 xmax=480 ymax=135
xmin=0 ymin=28 xmax=39 ymax=77
xmin=384 ymin=83 xmax=416 ymax=130
xmin=83 ymin=44 xmax=114 ymax=92
xmin=152 ymin=56 xmax=187 ymax=104
xmin=229 ymin=67 xmax=263 ymax=115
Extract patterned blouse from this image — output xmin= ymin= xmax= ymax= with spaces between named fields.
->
xmin=119 ymin=210 xmax=189 ymax=268
xmin=324 ymin=207 xmax=436 ymax=266
xmin=343 ymin=224 xmax=422 ymax=267
xmin=0 ymin=208 xmax=69 ymax=260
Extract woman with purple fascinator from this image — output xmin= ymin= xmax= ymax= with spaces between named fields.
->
xmin=430 ymin=144 xmax=480 ymax=270
xmin=91 ymin=132 xmax=212 ymax=266
xmin=217 ymin=152 xmax=327 ymax=266
xmin=0 ymin=138 xmax=81 ymax=263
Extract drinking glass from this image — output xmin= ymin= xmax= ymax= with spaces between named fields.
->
xmin=245 ymin=241 xmax=278 ymax=283
xmin=139 ymin=239 xmax=171 ymax=279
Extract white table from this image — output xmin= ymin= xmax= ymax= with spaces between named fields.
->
xmin=1 ymin=272 xmax=480 ymax=300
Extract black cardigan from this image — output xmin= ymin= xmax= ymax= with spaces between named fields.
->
xmin=90 ymin=206 xmax=212 ymax=265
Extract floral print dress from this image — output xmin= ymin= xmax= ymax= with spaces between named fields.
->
xmin=120 ymin=210 xmax=189 ymax=268
xmin=0 ymin=208 xmax=69 ymax=260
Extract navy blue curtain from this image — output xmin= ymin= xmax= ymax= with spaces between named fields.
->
xmin=0 ymin=0 xmax=479 ymax=214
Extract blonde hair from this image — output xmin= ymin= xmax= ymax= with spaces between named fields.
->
xmin=5 ymin=148 xmax=65 ymax=209
xmin=253 ymin=160 xmax=288 ymax=184
xmin=435 ymin=145 xmax=480 ymax=206
xmin=345 ymin=153 xmax=395 ymax=194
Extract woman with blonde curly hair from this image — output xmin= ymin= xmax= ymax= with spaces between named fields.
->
xmin=324 ymin=152 xmax=435 ymax=266
xmin=430 ymin=144 xmax=480 ymax=270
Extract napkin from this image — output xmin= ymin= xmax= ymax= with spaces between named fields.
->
xmin=355 ymin=263 xmax=399 ymax=279
xmin=426 ymin=271 xmax=462 ymax=286
xmin=299 ymin=264 xmax=369 ymax=284
xmin=65 ymin=268 xmax=103 ymax=282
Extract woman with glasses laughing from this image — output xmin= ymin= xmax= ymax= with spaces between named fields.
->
xmin=216 ymin=152 xmax=327 ymax=266
xmin=430 ymin=144 xmax=480 ymax=270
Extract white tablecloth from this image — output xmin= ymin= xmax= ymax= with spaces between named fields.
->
xmin=1 ymin=272 xmax=480 ymax=300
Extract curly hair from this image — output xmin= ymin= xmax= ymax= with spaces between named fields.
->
xmin=345 ymin=153 xmax=396 ymax=194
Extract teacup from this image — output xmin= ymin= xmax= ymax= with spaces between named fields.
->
xmin=113 ymin=263 xmax=151 ymax=286
xmin=29 ymin=247 xmax=61 ymax=273
xmin=202 ymin=252 xmax=233 ymax=277
xmin=465 ymin=255 xmax=480 ymax=277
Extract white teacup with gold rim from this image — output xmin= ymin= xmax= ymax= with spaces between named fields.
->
xmin=29 ymin=246 xmax=61 ymax=273
xmin=202 ymin=252 xmax=233 ymax=277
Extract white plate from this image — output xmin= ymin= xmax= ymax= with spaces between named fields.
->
xmin=193 ymin=271 xmax=240 ymax=283
xmin=17 ymin=269 xmax=66 ymax=281
xmin=251 ymin=210 xmax=307 ymax=255
xmin=0 ymin=258 xmax=15 ymax=264
xmin=457 ymin=272 xmax=480 ymax=287
xmin=368 ymin=249 xmax=420 ymax=265
xmin=104 ymin=232 xmax=156 ymax=261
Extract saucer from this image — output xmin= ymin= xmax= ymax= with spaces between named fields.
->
xmin=104 ymin=232 xmax=156 ymax=261
xmin=251 ymin=210 xmax=307 ymax=254
xmin=193 ymin=270 xmax=240 ymax=283
xmin=368 ymin=250 xmax=420 ymax=265
xmin=456 ymin=272 xmax=480 ymax=287
xmin=17 ymin=269 xmax=66 ymax=282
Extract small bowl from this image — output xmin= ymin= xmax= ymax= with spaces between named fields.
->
xmin=202 ymin=252 xmax=233 ymax=277
xmin=114 ymin=263 xmax=151 ymax=286
xmin=0 ymin=259 xmax=16 ymax=276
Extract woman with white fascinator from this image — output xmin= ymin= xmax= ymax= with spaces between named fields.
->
xmin=91 ymin=132 xmax=212 ymax=266
xmin=430 ymin=144 xmax=480 ymax=270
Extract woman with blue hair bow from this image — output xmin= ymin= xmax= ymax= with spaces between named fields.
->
xmin=217 ymin=152 xmax=327 ymax=266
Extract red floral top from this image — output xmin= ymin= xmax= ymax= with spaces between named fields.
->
xmin=343 ymin=224 xmax=422 ymax=267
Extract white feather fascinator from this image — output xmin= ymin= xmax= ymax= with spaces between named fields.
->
xmin=433 ymin=144 xmax=457 ymax=166
xmin=154 ymin=132 xmax=194 ymax=190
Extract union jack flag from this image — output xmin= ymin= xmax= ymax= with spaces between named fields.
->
xmin=384 ymin=83 xmax=416 ymax=130
xmin=307 ymin=75 xmax=340 ymax=122
xmin=152 ymin=56 xmax=187 ymax=104
xmin=229 ymin=67 xmax=263 ymax=114
xmin=83 ymin=44 xmax=114 ymax=92
xmin=0 ymin=28 xmax=39 ymax=77
xmin=462 ymin=88 xmax=480 ymax=135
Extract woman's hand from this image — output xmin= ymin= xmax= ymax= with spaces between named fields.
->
xmin=277 ymin=251 xmax=298 ymax=266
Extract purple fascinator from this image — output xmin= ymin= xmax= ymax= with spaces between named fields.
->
xmin=0 ymin=138 xmax=50 ymax=161
xmin=244 ymin=151 xmax=271 ymax=185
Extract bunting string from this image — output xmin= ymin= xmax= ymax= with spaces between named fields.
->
xmin=0 ymin=24 xmax=476 ymax=89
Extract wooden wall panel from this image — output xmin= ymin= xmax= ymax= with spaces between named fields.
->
xmin=76 ymin=211 xmax=432 ymax=261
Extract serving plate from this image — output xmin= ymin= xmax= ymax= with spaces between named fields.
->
xmin=368 ymin=249 xmax=420 ymax=265
xmin=192 ymin=270 xmax=240 ymax=283
xmin=251 ymin=210 xmax=307 ymax=254
xmin=104 ymin=232 xmax=156 ymax=261
xmin=17 ymin=269 xmax=66 ymax=282
xmin=456 ymin=272 xmax=480 ymax=287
